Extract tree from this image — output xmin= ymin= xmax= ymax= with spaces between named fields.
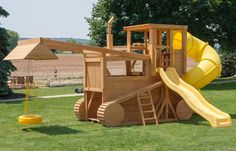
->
xmin=0 ymin=6 xmax=17 ymax=96
xmin=67 ymin=38 xmax=78 ymax=44
xmin=214 ymin=0 xmax=236 ymax=53
xmin=86 ymin=0 xmax=236 ymax=53
xmin=67 ymin=38 xmax=79 ymax=53
xmin=7 ymin=30 xmax=19 ymax=51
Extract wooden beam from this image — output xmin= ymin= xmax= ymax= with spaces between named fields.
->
xmin=42 ymin=38 xmax=150 ymax=60
xmin=6 ymin=38 xmax=150 ymax=61
xmin=130 ymin=60 xmax=137 ymax=71
xmin=124 ymin=24 xmax=188 ymax=32
xmin=106 ymin=55 xmax=149 ymax=61
xmin=84 ymin=87 xmax=103 ymax=92
xmin=112 ymin=81 xmax=163 ymax=104
xmin=106 ymin=67 xmax=111 ymax=76
xmin=88 ymin=92 xmax=95 ymax=111
xmin=84 ymin=58 xmax=102 ymax=62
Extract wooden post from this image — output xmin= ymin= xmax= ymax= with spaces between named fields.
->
xmin=83 ymin=53 xmax=88 ymax=89
xmin=165 ymin=88 xmax=169 ymax=119
xmin=126 ymin=31 xmax=132 ymax=75
xmin=84 ymin=91 xmax=88 ymax=121
xmin=144 ymin=31 xmax=148 ymax=54
xmin=156 ymin=30 xmax=162 ymax=68
xmin=169 ymin=29 xmax=174 ymax=67
xmin=143 ymin=31 xmax=148 ymax=75
xmin=148 ymin=28 xmax=157 ymax=75
xmin=101 ymin=54 xmax=105 ymax=91
xmin=182 ymin=29 xmax=187 ymax=74
xmin=107 ymin=35 xmax=113 ymax=49
xmin=127 ymin=31 xmax=131 ymax=52
xmin=107 ymin=16 xmax=114 ymax=49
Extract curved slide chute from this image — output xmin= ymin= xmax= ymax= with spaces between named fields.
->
xmin=159 ymin=67 xmax=232 ymax=128
xmin=173 ymin=32 xmax=221 ymax=89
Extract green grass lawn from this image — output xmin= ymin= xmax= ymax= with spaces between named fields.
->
xmin=13 ymin=85 xmax=82 ymax=96
xmin=0 ymin=82 xmax=236 ymax=151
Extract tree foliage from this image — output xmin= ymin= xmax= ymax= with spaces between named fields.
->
xmin=0 ymin=7 xmax=17 ymax=96
xmin=214 ymin=0 xmax=236 ymax=53
xmin=220 ymin=53 xmax=236 ymax=77
xmin=7 ymin=30 xmax=19 ymax=51
xmin=86 ymin=0 xmax=236 ymax=53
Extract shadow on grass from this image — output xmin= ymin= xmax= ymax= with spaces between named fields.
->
xmin=177 ymin=115 xmax=209 ymax=126
xmin=203 ymin=82 xmax=236 ymax=90
xmin=179 ymin=114 xmax=236 ymax=127
xmin=22 ymin=125 xmax=81 ymax=135
xmin=0 ymin=100 xmax=23 ymax=104
xmin=230 ymin=114 xmax=236 ymax=120
xmin=0 ymin=98 xmax=38 ymax=104
xmin=0 ymin=93 xmax=25 ymax=104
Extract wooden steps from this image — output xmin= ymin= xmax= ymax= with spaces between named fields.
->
xmin=137 ymin=90 xmax=158 ymax=126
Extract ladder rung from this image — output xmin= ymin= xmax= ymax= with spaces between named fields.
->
xmin=141 ymin=103 xmax=152 ymax=106
xmin=144 ymin=117 xmax=156 ymax=121
xmin=139 ymin=95 xmax=149 ymax=98
xmin=139 ymin=96 xmax=150 ymax=99
xmin=143 ymin=110 xmax=154 ymax=113
xmin=137 ymin=90 xmax=158 ymax=126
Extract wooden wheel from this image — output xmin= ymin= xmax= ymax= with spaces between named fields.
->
xmin=74 ymin=98 xmax=86 ymax=120
xmin=176 ymin=100 xmax=193 ymax=120
xmin=97 ymin=102 xmax=125 ymax=126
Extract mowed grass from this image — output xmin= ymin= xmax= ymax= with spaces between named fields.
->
xmin=13 ymin=85 xmax=82 ymax=96
xmin=0 ymin=82 xmax=236 ymax=151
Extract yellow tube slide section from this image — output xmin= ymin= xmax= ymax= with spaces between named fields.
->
xmin=159 ymin=67 xmax=232 ymax=128
xmin=173 ymin=32 xmax=222 ymax=89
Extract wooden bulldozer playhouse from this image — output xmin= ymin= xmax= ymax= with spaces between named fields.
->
xmin=5 ymin=17 xmax=232 ymax=128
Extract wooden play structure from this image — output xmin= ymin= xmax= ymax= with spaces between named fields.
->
xmin=9 ymin=75 xmax=34 ymax=89
xmin=5 ymin=17 xmax=232 ymax=127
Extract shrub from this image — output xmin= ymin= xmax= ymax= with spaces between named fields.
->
xmin=220 ymin=53 xmax=236 ymax=77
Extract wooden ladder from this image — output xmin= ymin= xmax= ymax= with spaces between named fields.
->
xmin=137 ymin=90 xmax=158 ymax=126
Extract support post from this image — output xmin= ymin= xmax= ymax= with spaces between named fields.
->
xmin=126 ymin=31 xmax=132 ymax=75
xmin=149 ymin=28 xmax=157 ymax=75
xmin=182 ymin=29 xmax=187 ymax=74
xmin=169 ymin=29 xmax=174 ymax=67
xmin=107 ymin=16 xmax=115 ymax=49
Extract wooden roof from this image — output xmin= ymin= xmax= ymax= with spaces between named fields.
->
xmin=123 ymin=24 xmax=188 ymax=32
xmin=4 ymin=40 xmax=58 ymax=60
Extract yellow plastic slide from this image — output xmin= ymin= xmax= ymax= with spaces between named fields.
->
xmin=159 ymin=67 xmax=232 ymax=128
xmin=173 ymin=32 xmax=222 ymax=89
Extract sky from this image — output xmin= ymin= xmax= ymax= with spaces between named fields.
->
xmin=0 ymin=0 xmax=98 ymax=39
